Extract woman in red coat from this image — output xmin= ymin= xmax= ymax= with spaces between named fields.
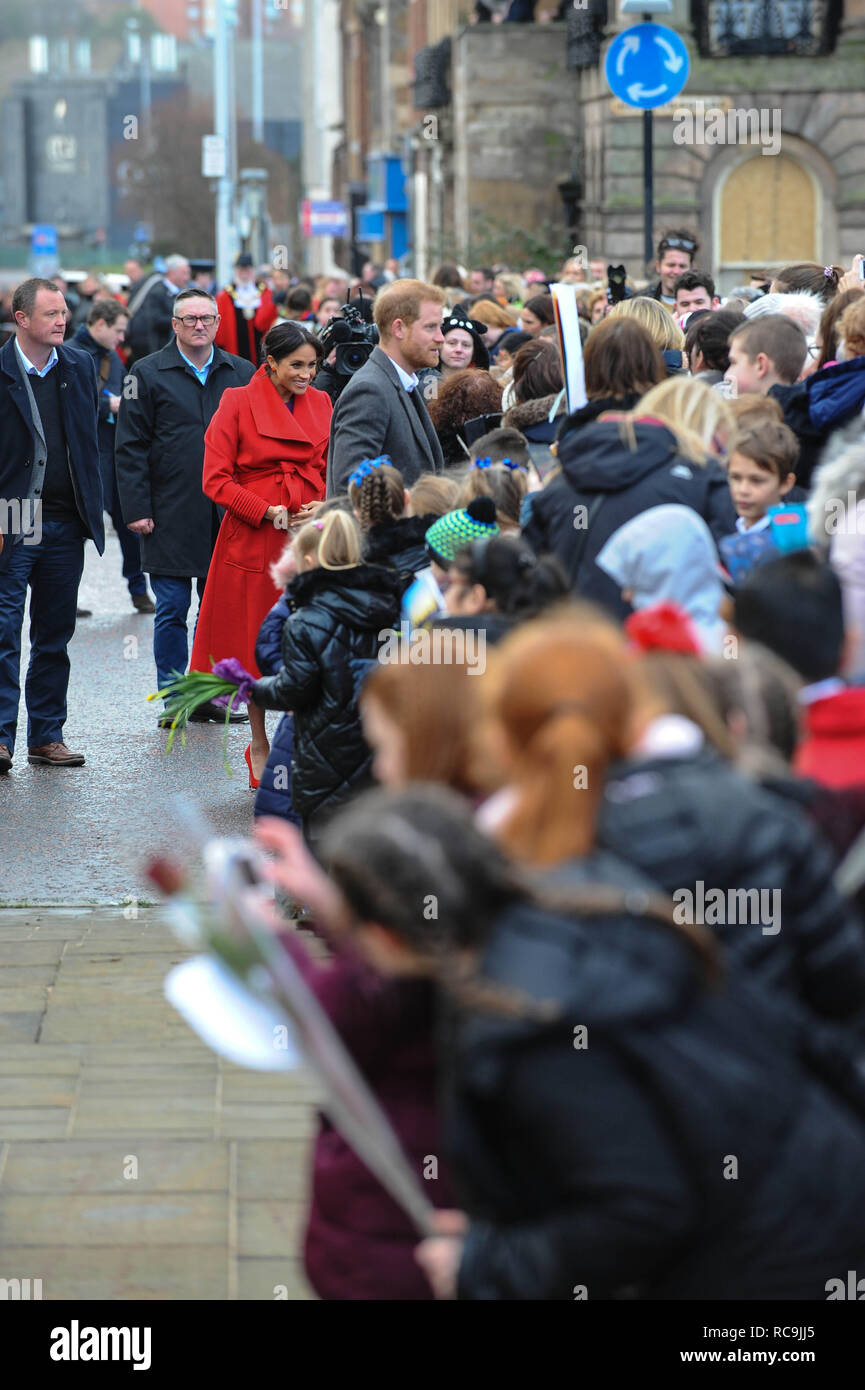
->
xmin=190 ymin=321 xmax=332 ymax=784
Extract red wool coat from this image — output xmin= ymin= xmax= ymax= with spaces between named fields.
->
xmin=189 ymin=367 xmax=331 ymax=678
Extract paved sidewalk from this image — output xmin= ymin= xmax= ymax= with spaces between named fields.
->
xmin=0 ymin=908 xmax=321 ymax=1300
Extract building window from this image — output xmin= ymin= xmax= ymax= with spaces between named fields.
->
xmin=692 ymin=0 xmax=841 ymax=57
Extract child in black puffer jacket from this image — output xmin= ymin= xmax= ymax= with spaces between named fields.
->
xmin=251 ymin=509 xmax=404 ymax=846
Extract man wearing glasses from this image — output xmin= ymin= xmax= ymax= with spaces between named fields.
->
xmin=115 ymin=289 xmax=256 ymax=715
xmin=645 ymin=230 xmax=699 ymax=313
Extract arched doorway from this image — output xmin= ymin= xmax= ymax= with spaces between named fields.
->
xmin=716 ymin=153 xmax=818 ymax=290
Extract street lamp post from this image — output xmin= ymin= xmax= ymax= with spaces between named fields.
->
xmin=252 ymin=0 xmax=264 ymax=144
xmin=213 ymin=0 xmax=235 ymax=287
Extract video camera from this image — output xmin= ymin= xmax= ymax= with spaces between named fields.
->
xmin=319 ymin=303 xmax=380 ymax=379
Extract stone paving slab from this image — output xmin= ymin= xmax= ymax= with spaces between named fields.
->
xmin=237 ymin=1258 xmax=311 ymax=1301
xmin=0 ymin=1141 xmax=229 ymax=1194
xmin=0 ymin=1192 xmax=229 ymax=1247
xmin=0 ymin=908 xmax=318 ymax=1300
xmin=0 ymin=1246 xmax=230 ymax=1300
xmin=0 ymin=1014 xmax=45 ymax=1043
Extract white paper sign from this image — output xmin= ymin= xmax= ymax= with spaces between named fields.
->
xmin=165 ymin=955 xmax=302 ymax=1071
xmin=551 ymin=282 xmax=588 ymax=413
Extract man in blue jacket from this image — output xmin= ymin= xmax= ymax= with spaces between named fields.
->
xmin=72 ymin=299 xmax=154 ymax=614
xmin=0 ymin=277 xmax=105 ymax=772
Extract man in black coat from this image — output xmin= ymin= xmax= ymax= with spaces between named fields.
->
xmin=327 ymin=280 xmax=446 ymax=495
xmin=115 ymin=288 xmax=255 ymax=708
xmin=0 ymin=277 xmax=105 ymax=772
xmin=125 ymin=255 xmax=191 ymax=366
xmin=72 ymin=299 xmax=154 ymax=614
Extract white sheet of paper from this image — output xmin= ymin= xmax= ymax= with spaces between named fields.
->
xmin=551 ymin=282 xmax=588 ymax=413
xmin=165 ymin=955 xmax=302 ymax=1071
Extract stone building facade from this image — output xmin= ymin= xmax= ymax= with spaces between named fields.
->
xmin=320 ymin=0 xmax=865 ymax=284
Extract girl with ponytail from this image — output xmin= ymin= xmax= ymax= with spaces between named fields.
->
xmin=436 ymin=534 xmax=568 ymax=645
xmin=250 ymin=507 xmax=404 ymax=842
xmin=348 ymin=455 xmax=439 ymax=582
xmin=276 ymin=635 xmax=865 ymax=1300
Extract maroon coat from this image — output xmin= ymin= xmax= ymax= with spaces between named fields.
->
xmin=277 ymin=929 xmax=454 ymax=1300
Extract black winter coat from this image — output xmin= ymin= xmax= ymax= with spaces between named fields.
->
xmin=251 ymin=563 xmax=404 ymax=825
xmin=552 ymin=392 xmax=642 ymax=438
xmin=449 ymin=851 xmax=865 ymax=1300
xmin=597 ymin=748 xmax=865 ymax=1024
xmin=114 ymin=340 xmax=256 ymax=578
xmin=362 ymin=514 xmax=433 ymax=580
xmin=71 ymin=324 xmax=125 ymax=481
xmin=522 ymin=418 xmax=736 ymax=618
xmin=252 ymin=594 xmax=301 ymax=825
xmin=0 ymin=337 xmax=105 ymax=573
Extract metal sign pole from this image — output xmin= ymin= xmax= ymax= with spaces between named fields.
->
xmin=606 ymin=3 xmax=687 ymax=281
xmin=643 ymin=106 xmax=653 ymax=275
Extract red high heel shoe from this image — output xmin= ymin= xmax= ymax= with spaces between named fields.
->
xmin=244 ymin=744 xmax=261 ymax=791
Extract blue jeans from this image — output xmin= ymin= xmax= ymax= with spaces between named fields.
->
xmin=149 ymin=573 xmax=205 ymax=693
xmin=0 ymin=516 xmax=85 ymax=754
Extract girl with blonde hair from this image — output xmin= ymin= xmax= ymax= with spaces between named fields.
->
xmin=250 ymin=508 xmax=404 ymax=840
xmin=634 ymin=375 xmax=736 ymax=461
xmin=608 ymin=296 xmax=685 ymax=353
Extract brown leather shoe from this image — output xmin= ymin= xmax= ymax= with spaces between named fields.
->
xmin=132 ymin=593 xmax=156 ymax=614
xmin=27 ymin=742 xmax=86 ymax=767
xmin=0 ymin=744 xmax=11 ymax=774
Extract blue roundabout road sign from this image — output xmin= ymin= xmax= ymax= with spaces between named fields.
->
xmin=605 ymin=23 xmax=690 ymax=109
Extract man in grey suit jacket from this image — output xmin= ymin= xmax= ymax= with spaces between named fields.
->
xmin=327 ymin=280 xmax=446 ymax=495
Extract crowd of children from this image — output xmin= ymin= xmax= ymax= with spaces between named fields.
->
xmin=214 ymin=261 xmax=865 ymax=1300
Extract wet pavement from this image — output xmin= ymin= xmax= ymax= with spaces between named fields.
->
xmin=1 ymin=531 xmax=262 ymax=906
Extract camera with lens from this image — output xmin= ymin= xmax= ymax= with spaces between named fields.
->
xmin=320 ymin=303 xmax=380 ymax=379
xmin=606 ymin=264 xmax=632 ymax=306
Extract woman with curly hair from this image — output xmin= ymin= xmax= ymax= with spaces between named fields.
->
xmin=427 ymin=369 xmax=503 ymax=468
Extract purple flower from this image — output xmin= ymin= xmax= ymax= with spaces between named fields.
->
xmin=210 ymin=657 xmax=256 ymax=707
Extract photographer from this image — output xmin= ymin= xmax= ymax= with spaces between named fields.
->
xmin=327 ymin=280 xmax=447 ymax=496
xmin=314 ymin=296 xmax=379 ymax=405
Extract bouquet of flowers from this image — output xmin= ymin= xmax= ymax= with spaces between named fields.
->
xmin=148 ymin=820 xmax=434 ymax=1235
xmin=148 ymin=658 xmax=256 ymax=772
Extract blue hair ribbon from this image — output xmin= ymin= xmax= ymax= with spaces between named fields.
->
xmin=348 ymin=454 xmax=391 ymax=489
